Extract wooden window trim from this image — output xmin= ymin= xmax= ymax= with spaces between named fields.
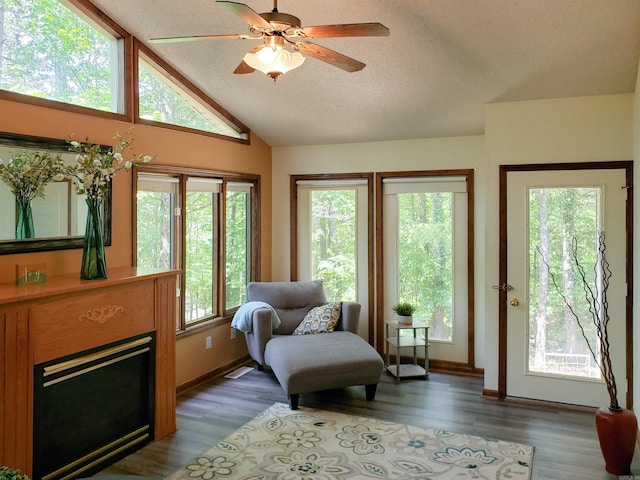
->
xmin=375 ymin=169 xmax=476 ymax=373
xmin=1 ymin=0 xmax=250 ymax=143
xmin=133 ymin=164 xmax=260 ymax=332
xmin=290 ymin=172 xmax=374 ymax=344
xmin=135 ymin=41 xmax=250 ymax=145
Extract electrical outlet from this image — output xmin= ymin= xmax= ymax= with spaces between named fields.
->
xmin=205 ymin=336 xmax=212 ymax=349
xmin=230 ymin=328 xmax=236 ymax=340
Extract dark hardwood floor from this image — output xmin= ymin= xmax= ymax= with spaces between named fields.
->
xmin=101 ymin=367 xmax=632 ymax=479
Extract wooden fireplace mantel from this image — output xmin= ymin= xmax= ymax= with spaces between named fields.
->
xmin=0 ymin=267 xmax=179 ymax=476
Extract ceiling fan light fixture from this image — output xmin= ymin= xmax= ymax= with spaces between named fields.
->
xmin=243 ymin=41 xmax=305 ymax=81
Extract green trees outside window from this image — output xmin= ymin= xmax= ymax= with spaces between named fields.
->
xmin=136 ymin=190 xmax=174 ymax=270
xmin=0 ymin=0 xmax=118 ymax=111
xmin=397 ymin=192 xmax=453 ymax=341
xmin=184 ymin=186 xmax=217 ymax=323
xmin=310 ymin=189 xmax=357 ymax=302
xmin=529 ymin=187 xmax=600 ymax=379
xmin=138 ymin=59 xmax=243 ymax=138
xmin=1 ymin=1 xmax=246 ymax=140
xmin=225 ymin=187 xmax=250 ymax=309
xmin=136 ymin=172 xmax=256 ymax=330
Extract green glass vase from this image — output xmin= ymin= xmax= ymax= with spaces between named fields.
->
xmin=16 ymin=196 xmax=35 ymax=239
xmin=80 ymin=197 xmax=107 ymax=280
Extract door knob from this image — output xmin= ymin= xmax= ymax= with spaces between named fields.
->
xmin=510 ymin=298 xmax=519 ymax=307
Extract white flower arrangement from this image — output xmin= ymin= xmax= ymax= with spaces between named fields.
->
xmin=66 ymin=132 xmax=154 ymax=200
xmin=0 ymin=150 xmax=66 ymax=201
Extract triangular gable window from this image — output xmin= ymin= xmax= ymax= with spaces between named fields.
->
xmin=137 ymin=50 xmax=248 ymax=141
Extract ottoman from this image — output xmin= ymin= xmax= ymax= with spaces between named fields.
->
xmin=264 ymin=330 xmax=384 ymax=409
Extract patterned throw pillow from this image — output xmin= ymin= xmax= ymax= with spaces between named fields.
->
xmin=292 ymin=302 xmax=342 ymax=335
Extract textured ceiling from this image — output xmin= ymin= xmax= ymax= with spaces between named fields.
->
xmin=89 ymin=0 xmax=640 ymax=147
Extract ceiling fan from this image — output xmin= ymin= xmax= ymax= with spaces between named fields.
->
xmin=149 ymin=0 xmax=390 ymax=81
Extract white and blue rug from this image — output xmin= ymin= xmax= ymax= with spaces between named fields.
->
xmin=168 ymin=402 xmax=533 ymax=479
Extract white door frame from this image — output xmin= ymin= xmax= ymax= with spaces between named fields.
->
xmin=498 ymin=161 xmax=634 ymax=407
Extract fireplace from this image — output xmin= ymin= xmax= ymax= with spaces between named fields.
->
xmin=0 ymin=268 xmax=177 ymax=477
xmin=33 ymin=332 xmax=156 ymax=480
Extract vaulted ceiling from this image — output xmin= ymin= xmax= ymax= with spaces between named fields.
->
xmin=90 ymin=0 xmax=640 ymax=147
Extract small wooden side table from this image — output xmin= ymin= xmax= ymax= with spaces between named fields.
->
xmin=385 ymin=320 xmax=429 ymax=381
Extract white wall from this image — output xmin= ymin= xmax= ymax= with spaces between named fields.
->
xmin=484 ymin=94 xmax=633 ymax=391
xmin=273 ymin=135 xmax=487 ymax=367
xmin=272 ymin=93 xmax=634 ymax=392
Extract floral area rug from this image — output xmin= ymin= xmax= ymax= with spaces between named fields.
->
xmin=167 ymin=402 xmax=533 ymax=480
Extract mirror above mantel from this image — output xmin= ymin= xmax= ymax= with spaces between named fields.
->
xmin=0 ymin=132 xmax=112 ymax=255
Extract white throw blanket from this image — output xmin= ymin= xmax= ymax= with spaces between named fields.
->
xmin=231 ymin=301 xmax=281 ymax=333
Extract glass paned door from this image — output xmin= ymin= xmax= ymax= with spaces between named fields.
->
xmin=505 ymin=169 xmax=627 ymax=407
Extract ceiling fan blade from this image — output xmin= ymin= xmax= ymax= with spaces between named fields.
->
xmin=299 ymin=23 xmax=390 ymax=38
xmin=216 ymin=1 xmax=273 ymax=29
xmin=149 ymin=33 xmax=249 ymax=44
xmin=296 ymin=41 xmax=365 ymax=72
xmin=233 ymin=60 xmax=255 ymax=74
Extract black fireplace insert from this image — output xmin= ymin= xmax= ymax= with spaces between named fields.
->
xmin=33 ymin=332 xmax=156 ymax=480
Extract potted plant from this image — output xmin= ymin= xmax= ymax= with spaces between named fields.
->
xmin=0 ymin=467 xmax=30 ymax=480
xmin=539 ymin=232 xmax=637 ymax=475
xmin=392 ymin=301 xmax=416 ymax=325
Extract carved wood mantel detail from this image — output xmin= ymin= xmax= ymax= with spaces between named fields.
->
xmin=78 ymin=305 xmax=125 ymax=324
xmin=0 ymin=267 xmax=179 ymax=478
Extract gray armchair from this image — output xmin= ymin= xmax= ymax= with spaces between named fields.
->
xmin=238 ymin=280 xmax=383 ymax=409
xmin=245 ymin=280 xmax=362 ymax=368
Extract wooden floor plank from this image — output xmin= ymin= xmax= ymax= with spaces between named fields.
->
xmin=99 ymin=368 xmax=632 ymax=479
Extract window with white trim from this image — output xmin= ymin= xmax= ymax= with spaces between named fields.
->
xmin=295 ymin=177 xmax=371 ymax=339
xmin=383 ymin=176 xmax=469 ymax=361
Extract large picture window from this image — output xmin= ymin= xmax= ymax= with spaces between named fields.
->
xmin=381 ymin=173 xmax=472 ymax=366
xmin=0 ymin=0 xmax=123 ymax=112
xmin=293 ymin=175 xmax=373 ymax=340
xmin=135 ymin=167 xmax=258 ymax=331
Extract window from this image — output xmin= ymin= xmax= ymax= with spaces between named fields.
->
xmin=293 ymin=176 xmax=372 ymax=339
xmin=137 ymin=50 xmax=248 ymax=141
xmin=136 ymin=174 xmax=179 ymax=270
xmin=225 ymin=183 xmax=252 ymax=309
xmin=397 ymin=191 xmax=454 ymax=340
xmin=307 ymin=188 xmax=357 ymax=302
xmin=380 ymin=173 xmax=473 ymax=366
xmin=184 ymin=177 xmax=220 ymax=323
xmin=135 ymin=168 xmax=258 ymax=331
xmin=0 ymin=0 xmax=123 ymax=112
xmin=528 ymin=187 xmax=600 ymax=379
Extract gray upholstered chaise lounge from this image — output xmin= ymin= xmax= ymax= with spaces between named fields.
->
xmin=236 ymin=280 xmax=383 ymax=409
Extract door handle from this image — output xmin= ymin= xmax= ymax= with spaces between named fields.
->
xmin=510 ymin=298 xmax=519 ymax=307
